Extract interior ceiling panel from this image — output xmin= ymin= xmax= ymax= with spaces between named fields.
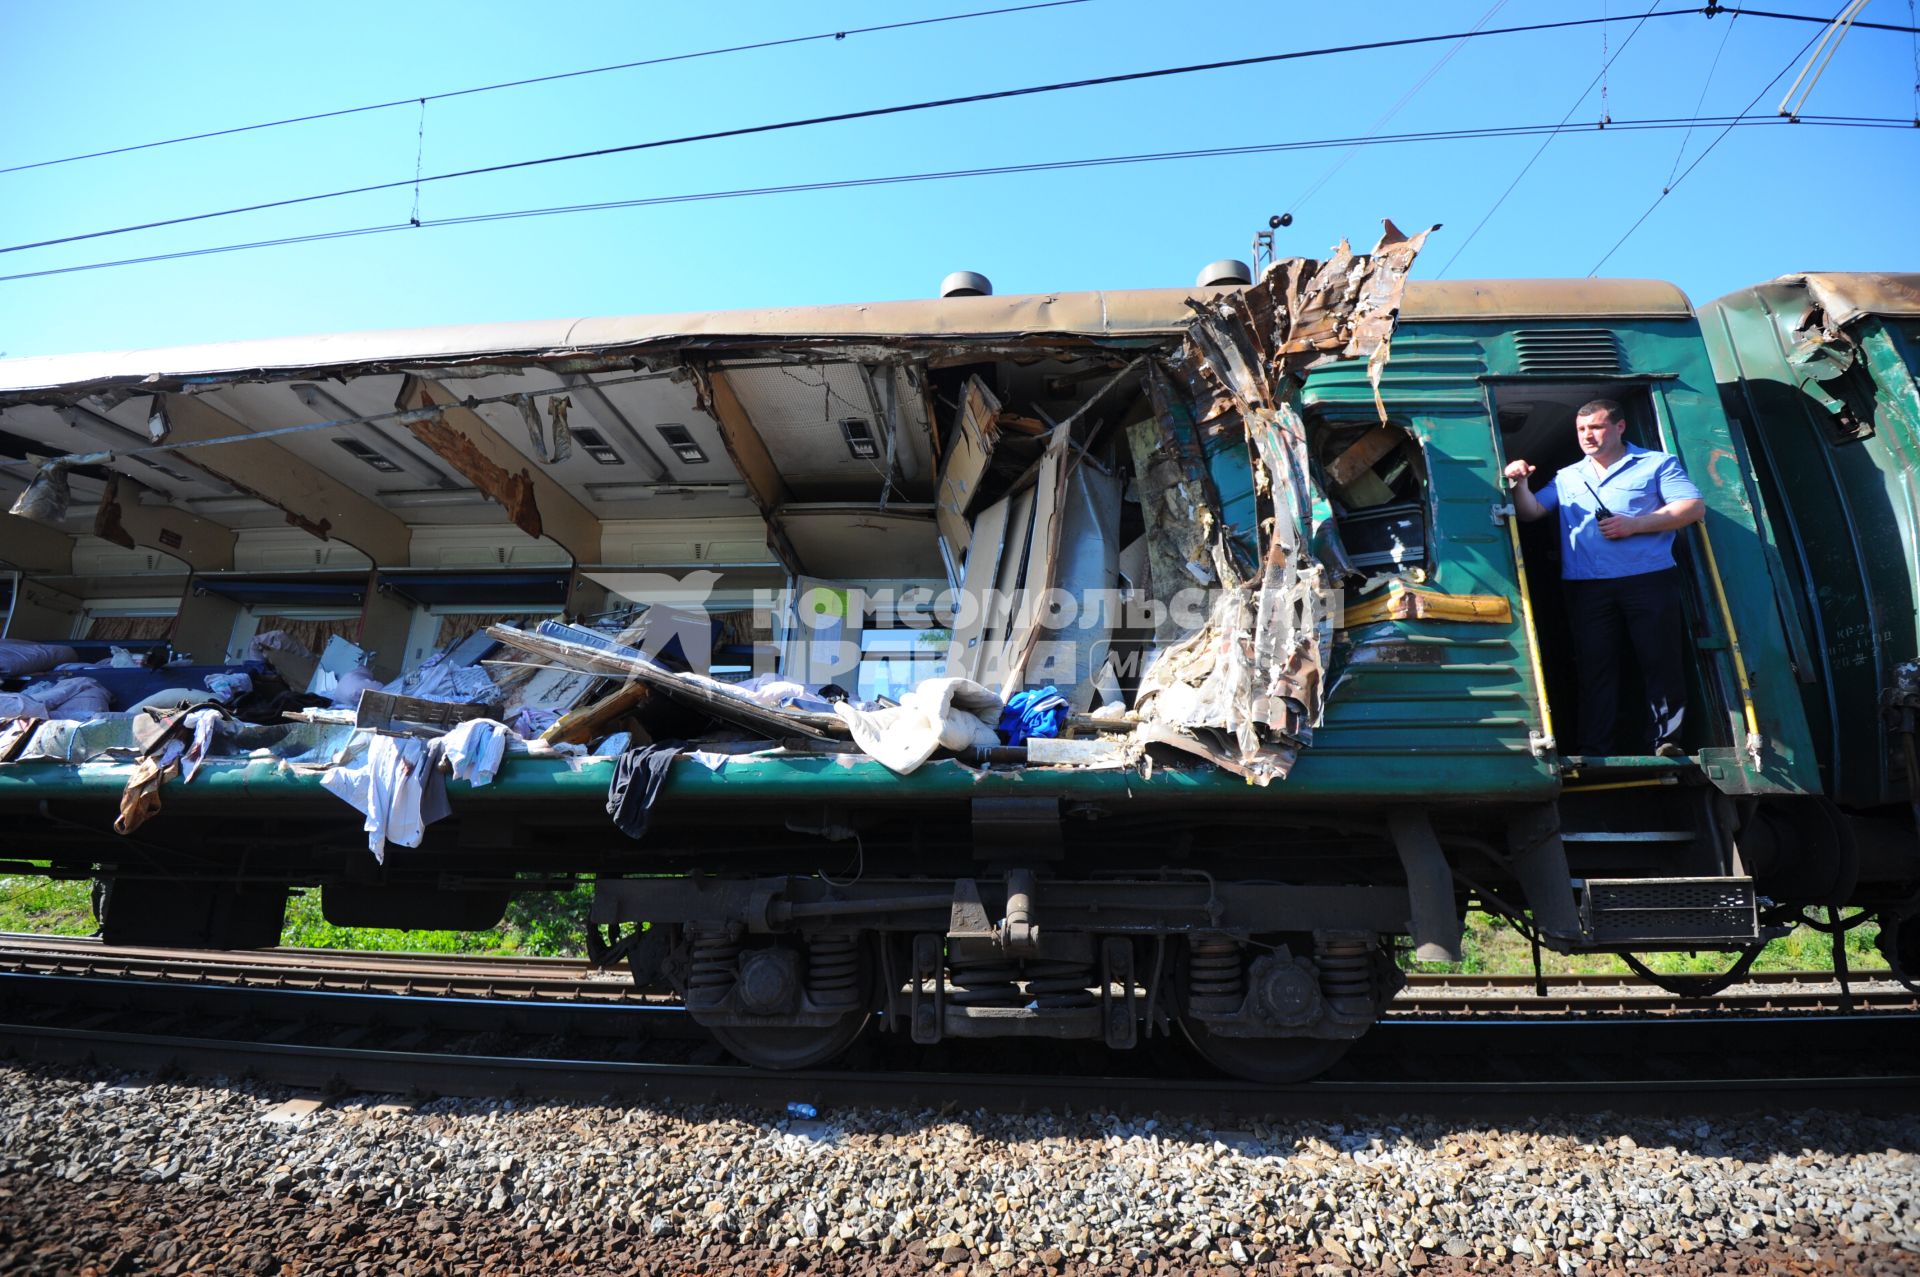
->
xmin=772 ymin=503 xmax=943 ymax=579
xmin=724 ymin=362 xmax=895 ymax=498
xmin=584 ymin=373 xmax=733 ymax=486
xmin=0 ymin=400 xmax=231 ymax=506
xmin=204 ymin=379 xmax=463 ymax=500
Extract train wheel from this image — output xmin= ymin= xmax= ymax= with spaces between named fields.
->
xmin=1177 ymin=1015 xmax=1353 ymax=1083
xmin=710 ymin=1012 xmax=871 ymax=1071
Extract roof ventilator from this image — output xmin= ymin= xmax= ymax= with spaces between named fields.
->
xmin=1196 ymin=259 xmax=1253 ymax=287
xmin=940 ymin=271 xmax=992 ymax=298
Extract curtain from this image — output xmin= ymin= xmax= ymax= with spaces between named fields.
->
xmin=85 ymin=615 xmax=174 ymax=642
xmin=251 ymin=615 xmax=362 ymax=657
xmin=434 ymin=611 xmax=553 ymax=650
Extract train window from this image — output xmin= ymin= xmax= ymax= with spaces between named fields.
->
xmin=1314 ymin=419 xmax=1427 ymax=574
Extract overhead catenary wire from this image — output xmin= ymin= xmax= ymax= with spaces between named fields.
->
xmin=1904 ymin=0 xmax=1920 ymax=121
xmin=6 ymin=4 xmax=1912 ymax=191
xmin=1276 ymin=0 xmax=1511 ymax=220
xmin=1587 ymin=15 xmax=1834 ymax=274
xmin=1 ymin=114 xmax=1903 ymax=287
xmin=0 ymin=1 xmax=1097 ymax=177
xmin=1434 ymin=0 xmax=1671 ymax=280
xmin=1665 ymin=8 xmax=1742 ymax=189
xmin=0 ymin=8 xmax=1738 ymax=260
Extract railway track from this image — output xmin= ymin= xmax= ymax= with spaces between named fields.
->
xmin=0 ymin=931 xmax=1911 ymax=1016
xmin=0 ymin=932 xmax=1914 ymax=1117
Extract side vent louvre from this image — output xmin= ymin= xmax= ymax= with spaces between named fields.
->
xmin=1513 ymin=329 xmax=1623 ymax=375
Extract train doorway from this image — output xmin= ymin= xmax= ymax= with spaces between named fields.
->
xmin=1492 ymin=384 xmax=1730 ymax=761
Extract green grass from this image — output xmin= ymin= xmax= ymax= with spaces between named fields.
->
xmin=1403 ymin=909 xmax=1888 ymax=977
xmin=276 ymin=883 xmax=596 ymax=956
xmin=0 ymin=875 xmax=96 ymax=937
xmin=0 ymin=877 xmax=1893 ymax=974
xmin=0 ymin=874 xmax=597 ymax=957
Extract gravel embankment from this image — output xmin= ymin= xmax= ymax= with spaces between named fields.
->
xmin=0 ymin=1064 xmax=1914 ymax=1275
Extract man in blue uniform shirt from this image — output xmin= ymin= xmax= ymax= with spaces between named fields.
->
xmin=1502 ymin=399 xmax=1705 ymax=757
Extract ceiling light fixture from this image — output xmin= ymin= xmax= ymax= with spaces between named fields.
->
xmin=184 ymin=495 xmax=278 ymax=516
xmin=839 ymin=417 xmax=879 ymax=461
xmin=376 ymin=488 xmax=495 ymax=509
xmin=585 ymin=481 xmax=747 ymax=501
xmin=655 ymin=423 xmax=708 ymax=465
xmin=569 ymin=426 xmax=624 ymax=466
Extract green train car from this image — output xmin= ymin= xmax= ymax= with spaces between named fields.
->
xmin=0 ymin=248 xmax=1913 ymax=1079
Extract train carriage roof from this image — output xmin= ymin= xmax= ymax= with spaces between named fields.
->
xmin=0 ymin=279 xmax=1695 ymax=397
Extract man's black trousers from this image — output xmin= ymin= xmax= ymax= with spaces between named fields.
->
xmin=1562 ymin=567 xmax=1687 ymax=755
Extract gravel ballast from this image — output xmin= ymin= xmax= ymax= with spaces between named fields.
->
xmin=0 ymin=1064 xmax=1914 ymax=1275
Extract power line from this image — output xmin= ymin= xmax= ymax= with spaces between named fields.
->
xmin=1434 ymin=0 xmax=1671 ymax=279
xmin=3 ymin=114 xmax=1901 ymax=287
xmin=1664 ymin=8 xmax=1742 ymax=188
xmin=1716 ymin=5 xmax=1916 ymax=34
xmin=0 ymin=2 xmax=1097 ymax=177
xmin=1279 ymin=0 xmax=1511 ymax=219
xmin=1588 ymin=15 xmax=1834 ymax=273
xmin=0 ymin=8 xmax=1726 ymax=260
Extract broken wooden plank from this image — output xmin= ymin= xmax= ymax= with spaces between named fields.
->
xmin=355 ymin=691 xmax=501 ymax=738
xmin=1325 ymin=424 xmax=1404 ymax=487
xmin=540 ymin=680 xmax=651 ymax=745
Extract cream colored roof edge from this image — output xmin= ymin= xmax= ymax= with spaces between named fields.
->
xmin=0 ymin=288 xmax=1221 ymax=396
xmin=0 ymin=277 xmax=1695 ymax=396
xmin=1397 ymin=278 xmax=1692 ymax=320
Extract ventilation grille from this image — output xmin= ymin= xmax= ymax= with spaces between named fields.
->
xmin=1513 ymin=328 xmax=1623 ymax=375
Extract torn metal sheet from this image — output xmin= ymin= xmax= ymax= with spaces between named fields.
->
xmin=1129 ymin=376 xmax=1232 ymax=646
xmin=945 ymin=491 xmax=1013 ymax=683
xmin=7 ymin=451 xmax=108 ymax=526
xmin=1132 ymin=221 xmax=1434 ymax=785
xmin=1030 ymin=460 xmax=1122 ymax=711
xmin=935 ymin=376 xmax=1002 ymax=581
xmin=92 ymin=474 xmax=137 ymax=550
xmin=546 ymin=395 xmax=574 ymax=464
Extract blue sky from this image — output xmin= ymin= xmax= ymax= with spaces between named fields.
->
xmin=0 ymin=0 xmax=1914 ymax=359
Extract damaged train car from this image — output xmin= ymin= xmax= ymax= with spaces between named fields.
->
xmin=1 ymin=234 xmax=1915 ymax=1081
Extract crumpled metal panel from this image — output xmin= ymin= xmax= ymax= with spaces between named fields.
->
xmin=1132 ymin=221 xmax=1434 ymax=785
xmin=1794 ymin=272 xmax=1920 ymax=331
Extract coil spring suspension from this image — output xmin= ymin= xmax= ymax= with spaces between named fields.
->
xmin=1316 ymin=935 xmax=1375 ymax=1017
xmin=1022 ymin=957 xmax=1097 ymax=1009
xmin=686 ymin=923 xmax=742 ymax=1009
xmin=1186 ymin=936 xmax=1245 ymax=1014
xmin=806 ymin=933 xmax=862 ymax=1008
xmin=947 ymin=951 xmax=1024 ymax=1007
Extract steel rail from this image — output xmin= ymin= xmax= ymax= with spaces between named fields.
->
xmin=0 ymin=1005 xmax=1913 ymax=1120
xmin=0 ymin=931 xmax=1895 ymax=991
